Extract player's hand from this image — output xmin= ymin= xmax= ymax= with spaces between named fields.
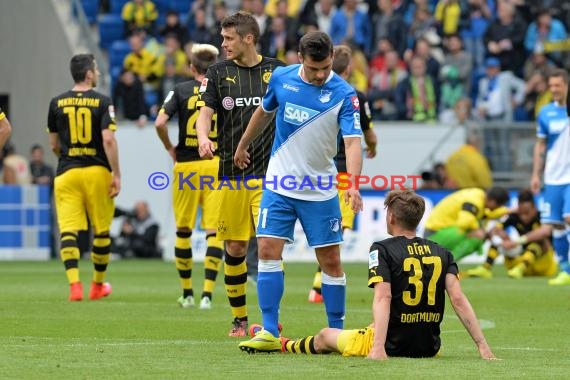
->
xmin=365 ymin=143 xmax=377 ymax=159
xmin=479 ymin=346 xmax=499 ymax=360
xmin=198 ymin=139 xmax=215 ymax=159
xmin=501 ymin=239 xmax=518 ymax=250
xmin=234 ymin=146 xmax=251 ymax=170
xmin=109 ymin=175 xmax=121 ymax=198
xmin=345 ymin=189 xmax=363 ymax=214
xmin=530 ymin=175 xmax=541 ymax=195
xmin=366 ymin=346 xmax=388 ymax=361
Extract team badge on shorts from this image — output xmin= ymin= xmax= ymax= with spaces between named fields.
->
xmin=330 ymin=218 xmax=340 ymax=232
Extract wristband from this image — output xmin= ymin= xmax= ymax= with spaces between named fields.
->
xmin=518 ymin=235 xmax=528 ymax=245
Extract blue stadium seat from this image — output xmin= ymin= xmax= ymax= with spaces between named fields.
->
xmin=169 ymin=0 xmax=191 ymax=14
xmin=99 ymin=14 xmax=124 ymax=49
xmin=145 ymin=90 xmax=159 ymax=109
xmin=110 ymin=66 xmax=123 ymax=92
xmin=154 ymin=0 xmax=171 ymax=14
xmin=74 ymin=0 xmax=99 ymax=24
xmin=110 ymin=0 xmax=130 ymax=15
xmin=109 ymin=40 xmax=131 ymax=70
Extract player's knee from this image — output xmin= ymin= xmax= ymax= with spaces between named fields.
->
xmin=226 ymin=240 xmax=247 ymax=256
xmin=258 ymin=238 xmax=282 ymax=260
xmin=314 ymin=328 xmax=335 ymax=353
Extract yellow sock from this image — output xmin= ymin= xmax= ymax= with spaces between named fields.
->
xmin=60 ymin=232 xmax=80 ymax=284
xmin=285 ymin=336 xmax=317 ymax=354
xmin=91 ymin=234 xmax=111 ymax=283
xmin=175 ymin=231 xmax=193 ymax=297
xmin=202 ymin=234 xmax=223 ymax=299
xmin=312 ymin=267 xmax=322 ymax=293
xmin=224 ymin=253 xmax=247 ymax=319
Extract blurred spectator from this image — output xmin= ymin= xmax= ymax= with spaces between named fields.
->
xmin=29 ymin=144 xmax=54 ymax=186
xmin=433 ymin=162 xmax=450 ymax=187
xmin=408 ymin=4 xmax=437 ymax=50
xmin=112 ymin=201 xmax=161 ymax=259
xmin=483 ymin=0 xmax=527 ymax=74
xmin=434 ymin=0 xmax=462 ymax=36
xmin=265 ymin=0 xmax=305 ymax=18
xmin=395 ymin=55 xmax=439 ymax=122
xmin=459 ymin=0 xmax=494 ymax=70
xmin=523 ymin=51 xmax=556 ymax=82
xmin=443 ymin=34 xmax=473 ymax=94
xmin=2 ymin=143 xmax=31 ymax=185
xmin=273 ymin=0 xmax=302 ymax=46
xmin=475 ymin=57 xmax=525 ymax=122
xmin=123 ymin=31 xmax=160 ymax=89
xmin=330 ymin=0 xmax=372 ymax=55
xmin=159 ymin=61 xmax=187 ymax=104
xmin=250 ymin=0 xmax=271 ymax=36
xmin=121 ymin=0 xmax=158 ymax=36
xmin=211 ymin=1 xmax=229 ymax=49
xmin=524 ymin=72 xmax=552 ymax=120
xmin=285 ymin=49 xmax=300 ymax=64
xmin=403 ymin=0 xmax=435 ymax=26
xmin=419 ymin=170 xmax=442 ymax=189
xmin=347 ymin=44 xmax=370 ymax=93
xmin=368 ymin=50 xmax=408 ymax=120
xmin=113 ymin=69 xmax=148 ymax=127
xmin=373 ymin=0 xmax=408 ymax=57
xmin=159 ymin=11 xmax=189 ymax=46
xmin=445 ymin=131 xmax=493 ymax=189
xmin=189 ymin=7 xmax=215 ymax=45
xmin=405 ymin=38 xmax=441 ymax=83
xmin=300 ymin=0 xmax=338 ymax=35
xmin=260 ymin=16 xmax=296 ymax=62
xmin=155 ymin=34 xmax=188 ymax=77
xmin=438 ymin=65 xmax=467 ymax=124
xmin=524 ymin=8 xmax=568 ymax=64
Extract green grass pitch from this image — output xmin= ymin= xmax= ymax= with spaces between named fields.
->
xmin=0 ymin=260 xmax=568 ymax=379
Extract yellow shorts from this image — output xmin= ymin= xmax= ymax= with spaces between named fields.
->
xmin=172 ymin=157 xmax=219 ymax=230
xmin=54 ymin=166 xmax=114 ymax=234
xmin=338 ymin=189 xmax=355 ymax=230
xmin=505 ymin=244 xmax=558 ymax=277
xmin=338 ymin=327 xmax=374 ymax=357
xmin=216 ymin=179 xmax=263 ymax=241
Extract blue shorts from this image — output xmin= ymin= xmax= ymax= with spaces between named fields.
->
xmin=256 ymin=190 xmax=343 ymax=248
xmin=541 ymin=184 xmax=570 ymax=224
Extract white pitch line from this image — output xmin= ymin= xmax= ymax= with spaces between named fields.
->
xmin=5 ymin=338 xmax=237 ymax=348
xmin=496 ymin=347 xmax=558 ymax=352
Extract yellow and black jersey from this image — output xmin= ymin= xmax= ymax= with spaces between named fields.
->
xmin=200 ymin=56 xmax=285 ymax=180
xmin=0 ymin=106 xmax=5 ymax=121
xmin=501 ymin=212 xmax=544 ymax=248
xmin=368 ymin=236 xmax=458 ymax=358
xmin=160 ymin=79 xmax=218 ymax=162
xmin=335 ymin=89 xmax=372 ymax=172
xmin=425 ymin=188 xmax=486 ymax=232
xmin=47 ymin=89 xmax=116 ymax=176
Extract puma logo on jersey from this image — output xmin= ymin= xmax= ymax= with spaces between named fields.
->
xmin=225 ymin=76 xmax=236 ymax=84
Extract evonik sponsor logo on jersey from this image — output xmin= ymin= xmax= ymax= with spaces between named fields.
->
xmin=284 ymin=102 xmax=319 ymax=125
xmin=222 ymin=96 xmax=262 ymax=110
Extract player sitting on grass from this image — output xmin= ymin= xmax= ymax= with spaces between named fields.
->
xmin=240 ymin=190 xmax=496 ymax=360
xmin=466 ymin=189 xmax=558 ymax=279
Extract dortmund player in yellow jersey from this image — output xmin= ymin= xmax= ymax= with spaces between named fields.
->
xmin=155 ymin=44 xmax=223 ymax=310
xmin=424 ymin=187 xmax=510 ymax=261
xmin=47 ymin=54 xmax=121 ymax=301
xmin=0 ymin=106 xmax=12 ymax=151
xmin=466 ymin=189 xmax=558 ymax=279
xmin=241 ymin=190 xmax=496 ymax=360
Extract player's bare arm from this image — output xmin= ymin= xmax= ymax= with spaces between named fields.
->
xmin=445 ymin=273 xmax=497 ymax=360
xmin=196 ymin=106 xmax=216 ymax=159
xmin=154 ymin=112 xmax=176 ymax=161
xmin=344 ymin=136 xmax=363 ymax=213
xmin=102 ymin=129 xmax=121 ymax=198
xmin=502 ymin=224 xmax=551 ymax=250
xmin=363 ymin=129 xmax=377 ymax=159
xmin=48 ymin=132 xmax=61 ymax=158
xmin=234 ymin=106 xmax=275 ymax=169
xmin=531 ymin=137 xmax=546 ymax=194
xmin=367 ymin=281 xmax=390 ymax=360
xmin=0 ymin=116 xmax=12 ymax=150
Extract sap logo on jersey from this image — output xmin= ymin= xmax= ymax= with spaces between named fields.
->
xmin=284 ymin=102 xmax=319 ymax=125
xmin=222 ymin=96 xmax=262 ymax=110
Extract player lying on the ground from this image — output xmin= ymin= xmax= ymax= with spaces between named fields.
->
xmin=466 ymin=189 xmax=558 ymax=279
xmin=240 ymin=190 xmax=496 ymax=360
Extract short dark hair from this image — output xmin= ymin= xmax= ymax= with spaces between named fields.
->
xmin=221 ymin=11 xmax=260 ymax=44
xmin=70 ymin=54 xmax=95 ymax=83
xmin=549 ymin=68 xmax=568 ymax=84
xmin=30 ymin=144 xmax=43 ymax=152
xmin=299 ymin=31 xmax=333 ymax=61
xmin=191 ymin=44 xmax=219 ymax=75
xmin=332 ymin=45 xmax=351 ymax=75
xmin=486 ymin=187 xmax=510 ymax=206
xmin=518 ymin=188 xmax=535 ymax=205
xmin=384 ymin=190 xmax=425 ymax=230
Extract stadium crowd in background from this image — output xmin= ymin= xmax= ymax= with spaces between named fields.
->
xmin=84 ymin=0 xmax=570 ymax=125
